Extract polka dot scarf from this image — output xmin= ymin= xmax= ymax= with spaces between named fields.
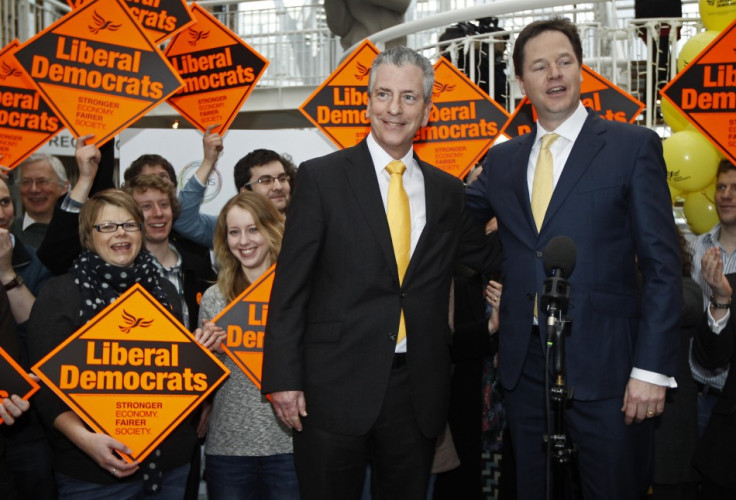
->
xmin=71 ymin=249 xmax=171 ymax=323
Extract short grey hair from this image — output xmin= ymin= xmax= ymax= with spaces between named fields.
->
xmin=368 ymin=46 xmax=434 ymax=103
xmin=18 ymin=153 xmax=68 ymax=185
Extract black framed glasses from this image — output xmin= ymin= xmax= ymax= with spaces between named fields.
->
xmin=93 ymin=222 xmax=142 ymax=233
xmin=245 ymin=173 xmax=290 ymax=187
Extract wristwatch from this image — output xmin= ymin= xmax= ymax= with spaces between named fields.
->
xmin=3 ymin=274 xmax=24 ymax=291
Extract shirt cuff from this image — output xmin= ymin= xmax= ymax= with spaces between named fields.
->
xmin=707 ymin=307 xmax=729 ymax=334
xmin=630 ymin=367 xmax=677 ymax=388
xmin=60 ymin=193 xmax=84 ymax=213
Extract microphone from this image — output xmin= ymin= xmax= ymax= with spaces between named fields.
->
xmin=543 ymin=235 xmax=576 ymax=279
xmin=541 ymin=236 xmax=576 ymax=379
xmin=541 ymin=236 xmax=576 ymax=315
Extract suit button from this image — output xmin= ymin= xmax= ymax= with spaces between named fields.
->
xmin=400 ymin=291 xmax=407 ymax=297
xmin=536 ymin=250 xmax=543 ymax=258
xmin=389 ymin=333 xmax=397 ymax=341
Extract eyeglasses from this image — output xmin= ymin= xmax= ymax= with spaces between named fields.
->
xmin=246 ymin=173 xmax=290 ymax=187
xmin=20 ymin=178 xmax=58 ymax=189
xmin=93 ymin=222 xmax=142 ymax=233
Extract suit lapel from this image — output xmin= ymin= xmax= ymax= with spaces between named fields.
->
xmin=512 ymin=131 xmax=538 ymax=234
xmin=542 ymin=110 xmax=605 ymax=232
xmin=344 ymin=141 xmax=400 ymax=280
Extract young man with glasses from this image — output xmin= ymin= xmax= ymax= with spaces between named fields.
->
xmin=174 ymin=126 xmax=295 ymax=248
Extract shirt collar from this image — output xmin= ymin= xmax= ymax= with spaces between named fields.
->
xmin=22 ymin=212 xmax=41 ymax=231
xmin=705 ymin=223 xmax=722 ymax=245
xmin=534 ymin=101 xmax=588 ymax=146
xmin=367 ymin=133 xmax=417 ymax=179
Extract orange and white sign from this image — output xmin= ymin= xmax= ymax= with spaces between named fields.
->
xmin=11 ymin=0 xmax=183 ymax=147
xmin=414 ymin=58 xmax=509 ymax=179
xmin=500 ymin=64 xmax=646 ymax=138
xmin=660 ymin=19 xmax=736 ymax=164
xmin=165 ymin=3 xmax=269 ymax=135
xmin=213 ymin=266 xmax=274 ymax=391
xmin=32 ymin=284 xmax=229 ymax=463
xmin=0 ymin=346 xmax=40 ymax=425
xmin=64 ymin=0 xmax=194 ymax=44
xmin=0 ymin=40 xmax=63 ymax=169
xmin=299 ymin=40 xmax=378 ymax=149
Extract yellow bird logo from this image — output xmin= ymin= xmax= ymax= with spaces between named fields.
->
xmin=119 ymin=310 xmax=153 ymax=334
xmin=0 ymin=62 xmax=21 ymax=80
xmin=89 ymin=11 xmax=122 ymax=34
xmin=188 ymin=28 xmax=210 ymax=46
xmin=432 ymin=81 xmax=456 ymax=98
xmin=354 ymin=62 xmax=371 ymax=80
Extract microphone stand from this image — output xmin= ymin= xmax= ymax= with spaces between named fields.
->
xmin=542 ymin=273 xmax=576 ymax=500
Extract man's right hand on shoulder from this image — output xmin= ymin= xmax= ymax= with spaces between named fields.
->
xmin=269 ymin=390 xmax=307 ymax=431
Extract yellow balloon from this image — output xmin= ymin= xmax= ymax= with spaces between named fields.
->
xmin=684 ymin=183 xmax=719 ymax=234
xmin=661 ymin=99 xmax=691 ymax=132
xmin=677 ymin=30 xmax=719 ymax=72
xmin=664 ymin=130 xmax=720 ymax=192
xmin=699 ymin=0 xmax=736 ymax=32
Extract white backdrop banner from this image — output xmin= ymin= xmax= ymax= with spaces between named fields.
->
xmin=120 ymin=128 xmax=337 ymax=218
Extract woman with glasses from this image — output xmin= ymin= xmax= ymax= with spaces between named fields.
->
xmin=26 ymin=189 xmax=205 ymax=499
xmin=197 ymin=191 xmax=299 ymax=499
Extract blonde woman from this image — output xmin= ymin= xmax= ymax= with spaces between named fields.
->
xmin=197 ymin=191 xmax=298 ymax=499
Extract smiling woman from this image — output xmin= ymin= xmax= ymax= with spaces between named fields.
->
xmin=26 ymin=189 xmax=201 ymax=499
xmin=196 ymin=191 xmax=298 ymax=499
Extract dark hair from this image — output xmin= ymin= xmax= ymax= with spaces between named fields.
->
xmin=717 ymin=158 xmax=736 ymax=177
xmin=368 ymin=46 xmax=434 ymax=104
xmin=233 ymin=149 xmax=295 ymax=191
xmin=512 ymin=17 xmax=583 ymax=78
xmin=121 ymin=174 xmax=181 ymax=221
xmin=124 ymin=154 xmax=177 ymax=184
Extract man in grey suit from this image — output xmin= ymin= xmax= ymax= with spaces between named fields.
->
xmin=262 ymin=46 xmax=492 ymax=499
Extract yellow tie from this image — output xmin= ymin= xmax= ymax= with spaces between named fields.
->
xmin=531 ymin=133 xmax=559 ymax=317
xmin=531 ymin=133 xmax=560 ymax=231
xmin=386 ymin=160 xmax=410 ymax=344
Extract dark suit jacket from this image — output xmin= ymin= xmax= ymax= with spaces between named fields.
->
xmin=692 ymin=273 xmax=736 ymax=491
xmin=466 ymin=109 xmax=681 ymax=400
xmin=261 ymin=140 xmax=490 ymax=438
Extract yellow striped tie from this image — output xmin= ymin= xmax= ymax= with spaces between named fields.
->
xmin=386 ymin=160 xmax=410 ymax=344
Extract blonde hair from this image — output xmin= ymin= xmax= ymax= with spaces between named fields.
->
xmin=213 ymin=192 xmax=284 ymax=302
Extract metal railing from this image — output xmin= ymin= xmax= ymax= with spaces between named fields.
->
xmin=3 ymin=0 xmax=705 ymax=130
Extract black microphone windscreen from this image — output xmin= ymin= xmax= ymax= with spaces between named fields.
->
xmin=543 ymin=236 xmax=576 ymax=278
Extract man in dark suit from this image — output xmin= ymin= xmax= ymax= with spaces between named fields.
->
xmin=261 ymin=46 xmax=491 ymax=499
xmin=465 ymin=17 xmax=681 ymax=499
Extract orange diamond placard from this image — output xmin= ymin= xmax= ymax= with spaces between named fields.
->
xmin=214 ymin=265 xmax=274 ymax=391
xmin=165 ymin=3 xmax=269 ymax=135
xmin=64 ymin=0 xmax=194 ymax=44
xmin=500 ymin=64 xmax=645 ymax=138
xmin=0 ymin=40 xmax=64 ymax=169
xmin=414 ymin=58 xmax=509 ymax=179
xmin=0 ymin=346 xmax=40 ymax=425
xmin=660 ymin=19 xmax=736 ymax=164
xmin=299 ymin=40 xmax=378 ymax=148
xmin=31 ymin=283 xmax=229 ymax=463
xmin=11 ymin=0 xmax=184 ymax=147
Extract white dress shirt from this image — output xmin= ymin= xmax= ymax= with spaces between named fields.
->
xmin=367 ymin=132 xmax=427 ymax=353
